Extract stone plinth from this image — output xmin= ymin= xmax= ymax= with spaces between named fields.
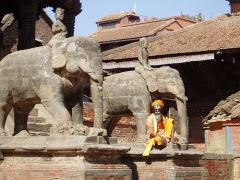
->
xmin=122 ymin=144 xmax=208 ymax=180
xmin=0 ymin=136 xmax=131 ymax=180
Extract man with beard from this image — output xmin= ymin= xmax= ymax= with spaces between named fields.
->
xmin=143 ymin=99 xmax=178 ymax=156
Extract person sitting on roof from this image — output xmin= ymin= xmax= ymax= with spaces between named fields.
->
xmin=143 ymin=99 xmax=179 ymax=157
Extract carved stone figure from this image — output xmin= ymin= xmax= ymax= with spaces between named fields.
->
xmin=48 ymin=7 xmax=68 ymax=70
xmin=135 ymin=37 xmax=158 ymax=92
xmin=103 ymin=66 xmax=188 ymax=144
xmin=137 ymin=37 xmax=152 ymax=71
xmin=0 ymin=36 xmax=103 ymax=136
xmin=50 ymin=8 xmax=68 ymax=40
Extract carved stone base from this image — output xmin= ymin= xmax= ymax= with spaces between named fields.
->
xmin=123 ymin=143 xmax=208 ymax=180
xmin=0 ymin=136 xmax=131 ymax=180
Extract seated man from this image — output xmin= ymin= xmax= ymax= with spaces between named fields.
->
xmin=143 ymin=99 xmax=178 ymax=157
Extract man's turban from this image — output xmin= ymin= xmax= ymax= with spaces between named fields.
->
xmin=151 ymin=100 xmax=164 ymax=109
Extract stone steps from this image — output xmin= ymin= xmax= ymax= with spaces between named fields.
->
xmin=29 ymin=131 xmax=50 ymax=136
xmin=27 ymin=122 xmax=52 ymax=136
xmin=28 ymin=116 xmax=46 ymax=123
xmin=27 ymin=107 xmax=52 ymax=136
xmin=29 ymin=108 xmax=38 ymax=117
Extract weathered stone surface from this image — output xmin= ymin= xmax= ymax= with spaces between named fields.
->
xmin=0 ymin=36 xmax=104 ymax=136
xmin=0 ymin=136 xmax=125 ymax=152
xmin=123 ymin=143 xmax=201 ymax=157
xmin=27 ymin=122 xmax=53 ymax=133
xmin=28 ymin=116 xmax=46 ymax=123
xmin=0 ymin=136 xmax=131 ymax=180
xmin=122 ymin=145 xmax=207 ymax=180
xmin=103 ymin=67 xmax=188 ymax=144
xmin=29 ymin=108 xmax=38 ymax=117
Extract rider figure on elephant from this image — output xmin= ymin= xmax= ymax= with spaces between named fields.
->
xmin=48 ymin=7 xmax=68 ymax=68
xmin=135 ymin=37 xmax=158 ymax=92
xmin=143 ymin=99 xmax=179 ymax=156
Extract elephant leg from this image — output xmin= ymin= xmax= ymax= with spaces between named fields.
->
xmin=175 ymin=98 xmax=188 ymax=144
xmin=106 ymin=116 xmax=120 ymax=137
xmin=0 ymin=103 xmax=11 ymax=136
xmin=90 ymin=77 xmax=103 ymax=128
xmin=13 ymin=105 xmax=34 ymax=135
xmin=72 ymin=89 xmax=83 ymax=125
xmin=133 ymin=112 xmax=149 ymax=143
xmin=42 ymin=99 xmax=73 ymax=134
xmin=129 ymin=96 xmax=151 ymax=143
xmin=36 ymin=76 xmax=73 ymax=134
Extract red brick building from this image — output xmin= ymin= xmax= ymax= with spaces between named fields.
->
xmin=204 ymin=90 xmax=240 ymax=179
xmin=90 ymin=12 xmax=196 ymax=51
xmin=227 ymin=0 xmax=240 ymax=14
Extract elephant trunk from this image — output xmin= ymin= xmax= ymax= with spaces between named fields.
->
xmin=90 ymin=74 xmax=103 ymax=128
xmin=175 ymin=98 xmax=188 ymax=144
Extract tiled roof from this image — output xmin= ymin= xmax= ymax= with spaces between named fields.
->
xmin=205 ymin=91 xmax=240 ymax=121
xmin=103 ymin=15 xmax=240 ymax=61
xmin=96 ymin=12 xmax=138 ymax=23
xmin=91 ymin=16 xmax=195 ymax=44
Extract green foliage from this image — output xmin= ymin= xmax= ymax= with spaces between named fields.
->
xmin=195 ymin=13 xmax=205 ymax=22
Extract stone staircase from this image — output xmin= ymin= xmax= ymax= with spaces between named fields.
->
xmin=27 ymin=108 xmax=53 ymax=136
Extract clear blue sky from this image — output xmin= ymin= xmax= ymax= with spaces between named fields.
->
xmin=46 ymin=0 xmax=230 ymax=36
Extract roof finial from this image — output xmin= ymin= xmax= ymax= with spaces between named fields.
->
xmin=133 ymin=0 xmax=137 ymax=13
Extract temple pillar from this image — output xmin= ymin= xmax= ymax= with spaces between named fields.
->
xmin=17 ymin=0 xmax=37 ymax=50
xmin=63 ymin=10 xmax=76 ymax=37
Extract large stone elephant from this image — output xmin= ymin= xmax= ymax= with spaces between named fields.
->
xmin=0 ymin=36 xmax=103 ymax=136
xmin=103 ymin=66 xmax=188 ymax=144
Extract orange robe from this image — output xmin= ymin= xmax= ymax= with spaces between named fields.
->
xmin=143 ymin=114 xmax=174 ymax=156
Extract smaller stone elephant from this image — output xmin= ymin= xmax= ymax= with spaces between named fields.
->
xmin=103 ymin=66 xmax=188 ymax=144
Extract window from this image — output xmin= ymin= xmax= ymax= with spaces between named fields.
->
xmin=101 ymin=22 xmax=116 ymax=29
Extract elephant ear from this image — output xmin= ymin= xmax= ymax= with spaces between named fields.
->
xmin=51 ymin=54 xmax=67 ymax=69
xmin=77 ymin=53 xmax=92 ymax=73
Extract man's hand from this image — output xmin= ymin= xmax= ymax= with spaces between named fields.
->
xmin=150 ymin=132 xmax=156 ymax=138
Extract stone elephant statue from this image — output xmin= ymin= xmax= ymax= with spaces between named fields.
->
xmin=0 ymin=36 xmax=103 ymax=136
xmin=103 ymin=66 xmax=188 ymax=144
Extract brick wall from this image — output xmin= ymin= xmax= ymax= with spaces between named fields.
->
xmin=230 ymin=2 xmax=240 ymax=15
xmin=234 ymin=158 xmax=240 ymax=180
xmin=83 ymin=103 xmax=137 ymax=143
xmin=110 ymin=116 xmax=137 ymax=143
xmin=200 ymin=154 xmax=233 ymax=180
xmin=0 ymin=15 xmax=52 ymax=60
xmin=83 ymin=103 xmax=205 ymax=149
xmin=124 ymin=155 xmax=208 ymax=180
xmin=0 ymin=21 xmax=18 ymax=60
xmin=232 ymin=124 xmax=240 ymax=154
xmin=35 ymin=15 xmax=53 ymax=46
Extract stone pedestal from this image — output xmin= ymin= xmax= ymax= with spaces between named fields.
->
xmin=0 ymin=136 xmax=131 ymax=180
xmin=122 ymin=144 xmax=208 ymax=180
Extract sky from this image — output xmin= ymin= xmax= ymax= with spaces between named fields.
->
xmin=46 ymin=0 xmax=230 ymax=36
